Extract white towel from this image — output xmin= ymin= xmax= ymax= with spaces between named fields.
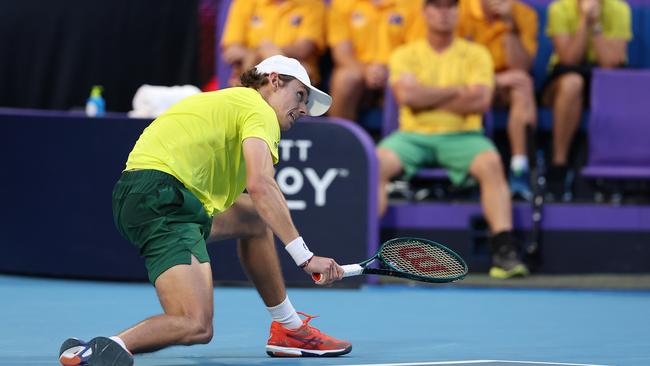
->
xmin=128 ymin=84 xmax=201 ymax=118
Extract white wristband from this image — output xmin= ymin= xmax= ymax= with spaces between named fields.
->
xmin=285 ymin=236 xmax=314 ymax=267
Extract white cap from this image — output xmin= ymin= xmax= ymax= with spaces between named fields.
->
xmin=255 ymin=55 xmax=332 ymax=116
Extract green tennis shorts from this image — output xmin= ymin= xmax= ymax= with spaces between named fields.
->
xmin=112 ymin=169 xmax=213 ymax=285
xmin=378 ymin=131 xmax=496 ymax=186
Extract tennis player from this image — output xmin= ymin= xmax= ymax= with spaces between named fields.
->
xmin=59 ymin=55 xmax=351 ymax=366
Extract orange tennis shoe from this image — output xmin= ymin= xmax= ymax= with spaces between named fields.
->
xmin=266 ymin=312 xmax=352 ymax=357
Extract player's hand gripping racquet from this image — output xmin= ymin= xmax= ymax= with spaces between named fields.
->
xmin=312 ymin=237 xmax=468 ymax=284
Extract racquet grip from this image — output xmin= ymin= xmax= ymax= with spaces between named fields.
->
xmin=312 ymin=264 xmax=364 ymax=284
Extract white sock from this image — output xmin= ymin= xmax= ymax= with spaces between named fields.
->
xmin=109 ymin=336 xmax=130 ymax=354
xmin=510 ymin=155 xmax=529 ymax=174
xmin=266 ymin=296 xmax=303 ymax=330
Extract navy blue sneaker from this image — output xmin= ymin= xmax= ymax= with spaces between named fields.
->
xmin=59 ymin=337 xmax=133 ymax=366
xmin=59 ymin=338 xmax=91 ymax=366
xmin=509 ymin=169 xmax=532 ymax=201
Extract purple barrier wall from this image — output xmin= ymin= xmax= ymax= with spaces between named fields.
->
xmin=381 ymin=202 xmax=650 ymax=273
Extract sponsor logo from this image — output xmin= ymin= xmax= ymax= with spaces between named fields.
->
xmin=276 ymin=139 xmax=349 ymax=210
xmin=286 ymin=333 xmax=323 ymax=347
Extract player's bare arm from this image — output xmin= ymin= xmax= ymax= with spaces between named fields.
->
xmin=242 ymin=137 xmax=343 ymax=284
xmin=485 ymin=0 xmax=533 ymax=70
xmin=502 ymin=22 xmax=534 ymax=70
xmin=553 ymin=15 xmax=591 ymax=65
xmin=243 ymin=137 xmax=299 ymax=243
xmin=592 ymin=36 xmax=627 ymax=68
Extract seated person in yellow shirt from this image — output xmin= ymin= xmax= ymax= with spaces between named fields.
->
xmin=221 ymin=0 xmax=326 ymax=86
xmin=58 ymin=56 xmax=351 ymax=366
xmin=327 ymin=0 xmax=423 ymax=121
xmin=457 ymin=0 xmax=538 ymax=200
xmin=542 ymin=0 xmax=631 ymax=200
xmin=377 ymin=0 xmax=528 ymax=279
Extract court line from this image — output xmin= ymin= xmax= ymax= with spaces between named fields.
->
xmin=338 ymin=360 xmax=611 ymax=366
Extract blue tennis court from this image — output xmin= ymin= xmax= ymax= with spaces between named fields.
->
xmin=2 ymin=275 xmax=649 ymax=366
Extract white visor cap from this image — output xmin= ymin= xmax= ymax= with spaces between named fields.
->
xmin=255 ymin=55 xmax=332 ymax=116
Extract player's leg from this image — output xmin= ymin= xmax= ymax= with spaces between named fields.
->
xmin=550 ymin=73 xmax=583 ymax=166
xmin=468 ymin=149 xmax=528 ymax=278
xmin=376 ymin=132 xmax=433 ymax=217
xmin=376 ymin=147 xmax=404 ymax=217
xmin=543 ymin=72 xmax=584 ymax=199
xmin=117 ymin=256 xmax=214 ymax=353
xmin=60 ymin=257 xmax=214 ymax=366
xmin=469 ymin=150 xmax=513 ymax=233
xmin=208 ymin=194 xmax=285 ymax=307
xmin=439 ymin=134 xmax=527 ymax=278
xmin=328 ymin=63 xmax=365 ymax=120
xmin=496 ymin=70 xmax=537 ymax=161
xmin=60 ymin=170 xmax=216 ymax=365
xmin=495 ymin=70 xmax=537 ymax=200
xmin=207 ymin=194 xmax=352 ymax=357
xmin=115 ymin=172 xmax=216 ymax=353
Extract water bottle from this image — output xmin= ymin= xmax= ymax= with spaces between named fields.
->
xmin=85 ymin=85 xmax=105 ymax=117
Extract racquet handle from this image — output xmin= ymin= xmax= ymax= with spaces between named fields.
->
xmin=311 ymin=264 xmax=363 ymax=284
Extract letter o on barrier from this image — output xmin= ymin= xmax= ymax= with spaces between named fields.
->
xmin=276 ymin=167 xmax=304 ymax=195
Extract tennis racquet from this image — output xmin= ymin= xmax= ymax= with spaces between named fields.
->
xmin=312 ymin=237 xmax=468 ymax=284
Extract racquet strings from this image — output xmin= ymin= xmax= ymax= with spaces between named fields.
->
xmin=379 ymin=238 xmax=466 ymax=279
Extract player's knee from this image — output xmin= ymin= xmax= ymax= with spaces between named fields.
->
xmin=195 ymin=323 xmax=214 ymax=344
xmin=472 ymin=151 xmax=504 ymax=179
xmin=557 ymin=73 xmax=584 ymax=97
xmin=235 ymin=219 xmax=267 ymax=239
xmin=237 ymin=203 xmax=267 ymax=236
xmin=482 ymin=151 xmax=502 ymax=169
xmin=512 ymin=70 xmax=534 ymax=93
xmin=187 ymin=319 xmax=214 ymax=345
xmin=377 ymin=148 xmax=402 ymax=181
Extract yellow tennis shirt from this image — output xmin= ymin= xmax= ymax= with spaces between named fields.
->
xmin=546 ymin=0 xmax=632 ymax=67
xmin=389 ymin=38 xmax=494 ymax=134
xmin=125 ymin=87 xmax=281 ymax=216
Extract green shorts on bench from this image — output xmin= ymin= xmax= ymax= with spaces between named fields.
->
xmin=378 ymin=131 xmax=496 ymax=186
xmin=111 ymin=169 xmax=213 ymax=285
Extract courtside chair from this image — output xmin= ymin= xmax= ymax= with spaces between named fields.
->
xmin=581 ymin=69 xmax=650 ymax=180
xmin=581 ymin=69 xmax=650 ymax=202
